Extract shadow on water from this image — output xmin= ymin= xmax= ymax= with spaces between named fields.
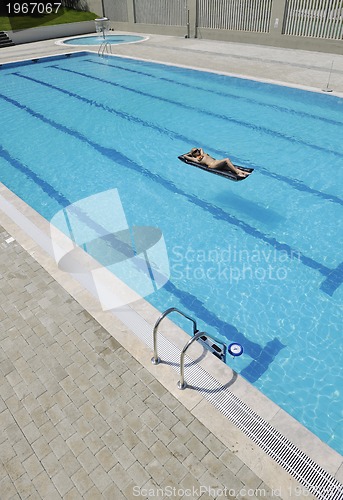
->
xmin=214 ymin=191 xmax=284 ymax=226
xmin=241 ymin=338 xmax=286 ymax=384
xmin=163 ymin=281 xmax=286 ymax=383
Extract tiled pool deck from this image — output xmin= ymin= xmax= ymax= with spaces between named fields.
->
xmin=0 ymin=34 xmax=343 ymax=499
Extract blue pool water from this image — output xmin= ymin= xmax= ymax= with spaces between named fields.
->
xmin=0 ymin=52 xmax=342 ymax=453
xmin=62 ymin=35 xmax=145 ymax=45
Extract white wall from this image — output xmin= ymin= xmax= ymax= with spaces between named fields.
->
xmin=87 ymin=0 xmax=103 ymax=17
xmin=10 ymin=21 xmax=96 ymax=45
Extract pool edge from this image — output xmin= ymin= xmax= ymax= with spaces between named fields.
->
xmin=0 ymin=182 xmax=342 ymax=498
xmin=1 ymin=45 xmax=342 ymax=99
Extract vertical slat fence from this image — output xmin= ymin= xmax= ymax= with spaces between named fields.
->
xmin=106 ymin=0 xmax=343 ymax=43
xmin=283 ymin=0 xmax=343 ymax=39
xmin=197 ymin=0 xmax=273 ymax=33
xmin=133 ymin=0 xmax=187 ymax=26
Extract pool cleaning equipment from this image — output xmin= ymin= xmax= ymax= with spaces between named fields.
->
xmin=228 ymin=343 xmax=244 ymax=357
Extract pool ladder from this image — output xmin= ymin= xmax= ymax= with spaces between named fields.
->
xmin=98 ymin=41 xmax=112 ymax=57
xmin=151 ymin=307 xmax=227 ymax=389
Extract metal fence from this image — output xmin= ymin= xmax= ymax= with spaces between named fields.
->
xmin=133 ymin=0 xmax=187 ymax=26
xmin=283 ymin=0 xmax=343 ymax=39
xmin=197 ymin=0 xmax=273 ymax=33
xmin=106 ymin=0 xmax=129 ymax=23
xmin=103 ymin=0 xmax=343 ymax=51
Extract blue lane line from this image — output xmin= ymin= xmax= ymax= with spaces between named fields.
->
xmin=0 ymin=91 xmax=339 ymax=297
xmin=88 ymin=57 xmax=343 ymax=128
xmin=2 ymin=57 xmax=341 ymax=377
xmin=0 ymin=90 xmax=334 ymax=277
xmin=56 ymin=62 xmax=343 ymax=161
xmin=254 ymin=168 xmax=343 ymax=206
xmin=0 ymin=132 xmax=277 ymax=375
xmin=16 ymin=69 xmax=343 ymax=208
xmin=14 ymin=72 xmax=187 ymax=142
xmin=0 ymin=144 xmax=159 ymax=285
xmin=320 ymin=262 xmax=343 ymax=296
xmin=0 ymin=145 xmax=70 ymax=208
xmin=46 ymin=64 xmax=343 ymax=207
xmin=0 ymin=92 xmax=319 ymax=376
xmin=162 ymin=279 xmax=286 ymax=383
xmin=0 ymin=92 xmax=338 ymax=377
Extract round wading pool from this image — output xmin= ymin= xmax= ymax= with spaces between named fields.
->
xmin=60 ymin=35 xmax=146 ymax=46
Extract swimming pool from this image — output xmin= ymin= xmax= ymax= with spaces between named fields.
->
xmin=60 ymin=34 xmax=146 ymax=46
xmin=0 ymin=52 xmax=342 ymax=454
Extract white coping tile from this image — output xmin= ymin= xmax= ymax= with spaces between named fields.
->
xmin=0 ymin=37 xmax=342 ymax=493
xmin=0 ymin=183 xmax=342 ymax=489
xmin=191 ymin=399 xmax=316 ymax=500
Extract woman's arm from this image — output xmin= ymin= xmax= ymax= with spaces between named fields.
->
xmin=183 ymin=154 xmax=198 ymax=162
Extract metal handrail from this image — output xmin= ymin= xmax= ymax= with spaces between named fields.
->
xmin=98 ymin=41 xmax=112 ymax=57
xmin=177 ymin=331 xmax=226 ymax=390
xmin=97 ymin=42 xmax=104 ymax=56
xmin=151 ymin=307 xmax=198 ymax=365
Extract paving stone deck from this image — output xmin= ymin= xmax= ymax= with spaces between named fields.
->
xmin=0 ymin=226 xmax=278 ymax=499
xmin=1 ymin=33 xmax=342 ymax=500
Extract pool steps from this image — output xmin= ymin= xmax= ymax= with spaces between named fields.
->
xmin=150 ymin=306 xmax=343 ymax=500
xmin=152 ymin=307 xmax=227 ymax=369
xmin=98 ymin=41 xmax=113 ymax=57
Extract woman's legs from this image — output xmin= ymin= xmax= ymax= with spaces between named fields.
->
xmin=210 ymin=159 xmax=248 ymax=177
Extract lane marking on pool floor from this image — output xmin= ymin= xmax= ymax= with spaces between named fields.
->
xmin=112 ymin=305 xmax=343 ymax=500
xmin=0 ymin=190 xmax=342 ymax=500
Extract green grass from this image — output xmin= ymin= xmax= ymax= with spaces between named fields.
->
xmin=0 ymin=8 xmax=98 ymax=31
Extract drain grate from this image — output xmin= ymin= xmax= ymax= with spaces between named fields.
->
xmin=115 ymin=307 xmax=343 ymax=500
xmin=2 ymin=193 xmax=341 ymax=499
xmin=185 ymin=362 xmax=343 ymax=500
